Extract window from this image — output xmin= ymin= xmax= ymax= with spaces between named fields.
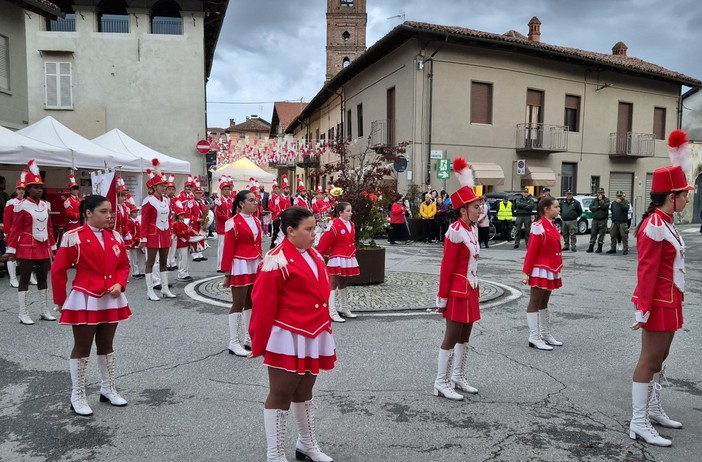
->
xmin=342 ymin=57 xmax=350 ymax=68
xmin=357 ymin=103 xmax=363 ymax=137
xmin=98 ymin=0 xmax=129 ymax=33
xmin=561 ymin=162 xmax=577 ymax=194
xmin=0 ymin=35 xmax=9 ymax=91
xmin=45 ymin=62 xmax=73 ymax=109
xmin=653 ymin=107 xmax=666 ymax=140
xmin=387 ymin=87 xmax=396 ymax=145
xmin=342 ymin=31 xmax=351 ymax=41
xmin=470 ymin=82 xmax=493 ymax=124
xmin=347 ymin=109 xmax=352 ymax=139
xmin=564 ymin=95 xmax=581 ymax=132
xmin=340 ymin=0 xmax=354 ymax=6
xmin=590 ymin=176 xmax=600 ymax=194
xmin=151 ymin=0 xmax=183 ymax=35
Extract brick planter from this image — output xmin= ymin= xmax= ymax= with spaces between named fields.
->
xmin=347 ymin=247 xmax=386 ymax=286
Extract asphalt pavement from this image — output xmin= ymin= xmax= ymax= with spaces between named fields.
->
xmin=1 ymin=228 xmax=701 ymax=461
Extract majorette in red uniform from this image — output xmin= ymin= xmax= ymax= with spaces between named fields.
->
xmin=5 ymin=160 xmax=57 ymax=324
xmin=64 ymin=173 xmax=82 ymax=231
xmin=522 ymin=218 xmax=563 ymax=291
xmin=178 ymin=174 xmax=195 ymax=204
xmin=250 ymin=233 xmax=336 ymax=460
xmin=51 ymin=200 xmax=131 ymax=416
xmin=293 ymin=178 xmax=311 ymax=210
xmin=221 ymin=210 xmax=263 ymax=287
xmin=214 ymin=175 xmax=234 ymax=271
xmin=140 ymin=158 xmax=176 ymax=301
xmin=3 ymin=170 xmax=27 ymax=288
xmin=187 ymin=176 xmax=208 ymax=259
xmin=124 ymin=197 xmax=145 ymax=278
xmin=627 ymin=130 xmax=695 ymax=447
xmin=269 ymin=176 xmax=290 ymax=249
xmin=433 ymin=158 xmax=482 ymax=401
xmin=311 ymin=185 xmax=332 ymax=220
xmin=114 ymin=176 xmax=130 ymax=237
xmin=171 ymin=209 xmax=196 ymax=281
xmin=165 ymin=173 xmax=182 ymax=269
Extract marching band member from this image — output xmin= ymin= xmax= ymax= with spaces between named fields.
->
xmin=188 ymin=177 xmax=208 ymax=262
xmin=267 ymin=178 xmax=281 ymax=235
xmin=124 ymin=197 xmax=145 ymax=279
xmin=434 ymin=159 xmax=482 ymax=401
xmin=139 ymin=159 xmax=176 ymax=301
xmin=51 ymin=194 xmax=131 ymax=416
xmin=221 ymin=189 xmax=263 ymax=356
xmin=522 ymin=196 xmax=563 ymax=351
xmin=269 ymin=175 xmax=291 ymax=249
xmin=250 ymin=206 xmax=336 ymax=462
xmin=3 ymin=170 xmax=27 ymax=288
xmin=214 ymin=175 xmax=234 ymax=271
xmin=64 ymin=173 xmax=82 ymax=231
xmin=2 ymin=161 xmax=57 ymax=324
xmin=628 ymin=130 xmax=694 ymax=447
xmin=171 ymin=209 xmax=196 ymax=282
xmin=165 ymin=174 xmax=181 ymax=271
xmin=293 ymin=178 xmax=311 ymax=210
xmin=114 ymin=177 xmax=129 ymax=237
xmin=249 ymin=178 xmax=263 ymax=221
xmin=317 ymin=200 xmax=360 ymax=323
xmin=311 ymin=184 xmax=332 ymax=247
xmin=178 ymin=174 xmax=195 ymax=204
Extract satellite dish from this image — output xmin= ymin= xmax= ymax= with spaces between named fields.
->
xmin=394 ymin=156 xmax=408 ymax=172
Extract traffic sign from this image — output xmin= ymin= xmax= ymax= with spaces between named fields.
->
xmin=437 ymin=159 xmax=450 ymax=179
xmin=196 ymin=140 xmax=210 ymax=154
xmin=516 ymin=159 xmax=526 ymax=175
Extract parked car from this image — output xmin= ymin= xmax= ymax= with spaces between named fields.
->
xmin=555 ymin=195 xmax=612 ymax=234
xmin=484 ymin=191 xmax=533 ymax=240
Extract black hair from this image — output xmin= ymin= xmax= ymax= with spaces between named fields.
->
xmin=234 ymin=189 xmax=254 ymax=211
xmin=635 ymin=191 xmax=683 ymax=234
xmin=393 ymin=193 xmax=403 ymax=202
xmin=281 ymin=206 xmax=314 ymax=236
xmin=332 ymin=201 xmax=351 ymax=218
xmin=537 ymin=196 xmax=557 ymax=217
xmin=79 ymin=194 xmax=108 ymax=225
xmin=70 ymin=185 xmax=79 ymax=191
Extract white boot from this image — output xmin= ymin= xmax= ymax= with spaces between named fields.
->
xmin=291 ymin=400 xmax=333 ymax=462
xmin=630 ymin=381 xmax=672 ymax=446
xmin=38 ymin=289 xmax=56 ymax=321
xmin=538 ymin=309 xmax=562 ymax=346
xmin=30 ymin=272 xmax=37 ymax=285
xmin=433 ymin=349 xmax=464 ymax=401
xmin=648 ymin=368 xmax=682 ymax=429
xmin=527 ymin=312 xmax=552 ymax=350
xmin=69 ymin=357 xmax=93 ymax=416
xmin=451 ymin=343 xmax=478 ymax=394
xmin=242 ymin=309 xmax=252 ymax=350
xmin=18 ymin=291 xmax=34 ymax=325
xmin=7 ymin=260 xmax=19 ymax=288
xmin=228 ymin=313 xmax=248 ymax=357
xmin=97 ymin=353 xmax=127 ymax=407
xmin=159 ymin=271 xmax=176 ymax=298
xmin=145 ymin=273 xmax=160 ymax=301
xmin=264 ymin=408 xmax=289 ymax=462
xmin=328 ymin=289 xmax=345 ymax=323
xmin=336 ymin=287 xmax=357 ymax=319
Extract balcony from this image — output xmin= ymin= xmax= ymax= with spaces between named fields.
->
xmin=296 ymin=154 xmax=320 ymax=168
xmin=152 ymin=17 xmax=183 ymax=35
xmin=516 ymin=123 xmax=568 ymax=154
xmin=48 ymin=15 xmax=76 ymax=32
xmin=609 ymin=132 xmax=655 ymax=157
xmin=100 ymin=15 xmax=129 ymax=33
xmin=369 ymin=119 xmax=394 ymax=152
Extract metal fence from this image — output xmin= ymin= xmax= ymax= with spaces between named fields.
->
xmin=516 ymin=123 xmax=568 ymax=151
xmin=100 ymin=16 xmax=129 ymax=33
xmin=152 ymin=17 xmax=183 ymax=35
xmin=609 ymin=132 xmax=655 ymax=157
xmin=48 ymin=15 xmax=76 ymax=32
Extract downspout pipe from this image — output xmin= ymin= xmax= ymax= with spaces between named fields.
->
xmin=425 ymin=34 xmax=449 ymax=185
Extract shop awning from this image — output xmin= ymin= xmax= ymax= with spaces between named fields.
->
xmin=470 ymin=162 xmax=504 ymax=185
xmin=522 ymin=166 xmax=556 ymax=186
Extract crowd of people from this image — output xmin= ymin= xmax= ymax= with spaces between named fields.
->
xmin=0 ymin=129 xmax=694 ymax=458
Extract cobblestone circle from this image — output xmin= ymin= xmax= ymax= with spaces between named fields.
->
xmin=196 ymin=272 xmax=505 ymax=311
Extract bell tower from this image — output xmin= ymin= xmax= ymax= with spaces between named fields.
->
xmin=326 ymin=0 xmax=367 ymax=83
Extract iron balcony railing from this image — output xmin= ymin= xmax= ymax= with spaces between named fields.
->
xmin=152 ymin=17 xmax=183 ymax=35
xmin=609 ymin=132 xmax=655 ymax=157
xmin=48 ymin=15 xmax=76 ymax=32
xmin=100 ymin=16 xmax=129 ymax=33
xmin=516 ymin=123 xmax=568 ymax=152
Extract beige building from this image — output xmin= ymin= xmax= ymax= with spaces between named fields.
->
xmin=288 ymin=16 xmax=700 ymax=221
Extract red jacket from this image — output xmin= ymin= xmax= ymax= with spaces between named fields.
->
xmin=140 ymin=194 xmax=171 ymax=240
xmin=214 ymin=195 xmax=234 ymax=234
xmin=51 ymin=226 xmax=130 ymax=306
xmin=437 ymin=219 xmax=480 ymax=305
xmin=115 ymin=202 xmax=129 ymax=236
xmin=187 ymin=198 xmax=207 ymax=234
xmin=250 ymin=238 xmax=332 ymax=356
xmin=3 ymin=197 xmax=20 ymax=241
xmin=272 ymin=194 xmax=291 ymax=220
xmin=172 ymin=221 xmax=195 ymax=249
xmin=522 ymin=218 xmax=563 ymax=274
xmin=64 ymin=195 xmax=82 ymax=230
xmin=312 ymin=200 xmax=332 ymax=219
xmin=221 ymin=213 xmax=263 ymax=272
xmin=316 ymin=218 xmax=357 ymax=258
xmin=123 ymin=216 xmax=138 ymax=249
xmin=293 ymin=195 xmax=310 ymax=210
xmin=6 ymin=198 xmax=56 ymax=259
xmin=631 ymin=210 xmax=684 ymax=315
xmin=390 ymin=202 xmax=406 ymax=224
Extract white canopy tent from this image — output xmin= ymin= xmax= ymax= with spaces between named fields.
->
xmin=18 ymin=117 xmax=144 ymax=172
xmin=212 ymin=157 xmax=276 ymax=193
xmin=93 ymin=129 xmax=191 ymax=174
xmin=0 ymin=125 xmax=71 ymax=165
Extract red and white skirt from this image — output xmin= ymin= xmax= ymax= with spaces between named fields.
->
xmin=528 ymin=267 xmax=562 ymax=290
xmin=15 ymin=241 xmax=53 ymax=260
xmin=327 ymin=256 xmax=360 ymax=277
xmin=443 ymin=290 xmax=481 ymax=324
xmin=264 ymin=326 xmax=336 ymax=375
xmin=230 ymin=257 xmax=261 ymax=286
xmin=145 ymin=228 xmax=172 ymax=248
xmin=59 ymin=290 xmax=132 ymax=325
xmin=642 ymin=291 xmax=683 ymax=331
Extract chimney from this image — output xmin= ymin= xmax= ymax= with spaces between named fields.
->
xmin=229 ymin=118 xmax=236 ymax=127
xmin=528 ymin=16 xmax=541 ymax=42
xmin=612 ymin=41 xmax=628 ymax=56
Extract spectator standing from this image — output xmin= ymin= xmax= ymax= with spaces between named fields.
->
xmin=608 ymin=190 xmax=630 ymax=255
xmin=496 ymin=196 xmax=513 ymax=241
xmin=587 ymin=188 xmax=610 ymax=253
xmin=560 ymin=191 xmax=582 ymax=252
xmin=436 ymin=190 xmax=450 ymax=243
xmin=419 ymin=194 xmax=437 ymax=243
xmin=477 ymin=199 xmax=490 ymax=248
xmin=513 ymin=188 xmax=535 ymax=249
xmin=388 ymin=194 xmax=409 ymax=244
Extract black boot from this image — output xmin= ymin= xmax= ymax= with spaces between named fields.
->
xmin=586 ymin=244 xmax=594 ymax=253
xmin=606 ymin=248 xmax=617 ymax=254
xmin=595 ymin=243 xmax=603 ymax=253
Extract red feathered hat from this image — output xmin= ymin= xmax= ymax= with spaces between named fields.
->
xmin=16 ymin=170 xmax=28 ymax=189
xmin=272 ymin=178 xmax=279 ymax=188
xmin=193 ymin=176 xmax=203 ymax=192
xmin=297 ymin=178 xmax=306 ymax=193
xmin=651 ymin=130 xmax=695 ymax=194
xmin=449 ymin=158 xmax=479 ymax=209
xmin=316 ymin=184 xmax=323 ymax=194
xmin=281 ymin=174 xmax=289 ymax=189
xmin=146 ymin=158 xmax=166 ymax=189
xmin=25 ymin=160 xmax=44 ymax=186
xmin=185 ymin=174 xmax=195 ymax=187
xmin=219 ymin=175 xmax=233 ymax=189
xmin=115 ymin=176 xmax=128 ymax=192
xmin=166 ymin=173 xmax=176 ymax=188
xmin=68 ymin=172 xmax=78 ymax=189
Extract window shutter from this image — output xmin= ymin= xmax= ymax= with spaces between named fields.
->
xmin=471 ymin=82 xmax=492 ymax=124
xmin=565 ymin=95 xmax=580 ymax=110
xmin=653 ymin=107 xmax=666 ymax=140
xmin=59 ymin=62 xmax=72 ymax=107
xmin=527 ymin=89 xmax=543 ymax=107
xmin=0 ymin=35 xmax=9 ymax=91
xmin=45 ymin=62 xmax=58 ymax=107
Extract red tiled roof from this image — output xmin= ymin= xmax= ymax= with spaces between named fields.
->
xmin=11 ymin=0 xmax=63 ymax=17
xmin=36 ymin=0 xmax=60 ymax=10
xmin=207 ymin=127 xmax=226 ymax=134
xmin=227 ymin=117 xmax=271 ymax=132
xmin=273 ymin=102 xmax=308 ymax=131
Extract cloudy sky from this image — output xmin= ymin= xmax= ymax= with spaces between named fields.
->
xmin=206 ymin=0 xmax=701 ymax=129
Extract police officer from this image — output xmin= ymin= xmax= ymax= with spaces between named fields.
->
xmin=513 ymin=187 xmax=535 ymax=249
xmin=587 ymin=188 xmax=610 ymax=253
xmin=560 ymin=190 xmax=582 ymax=251
xmin=607 ymin=190 xmax=630 ymax=255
